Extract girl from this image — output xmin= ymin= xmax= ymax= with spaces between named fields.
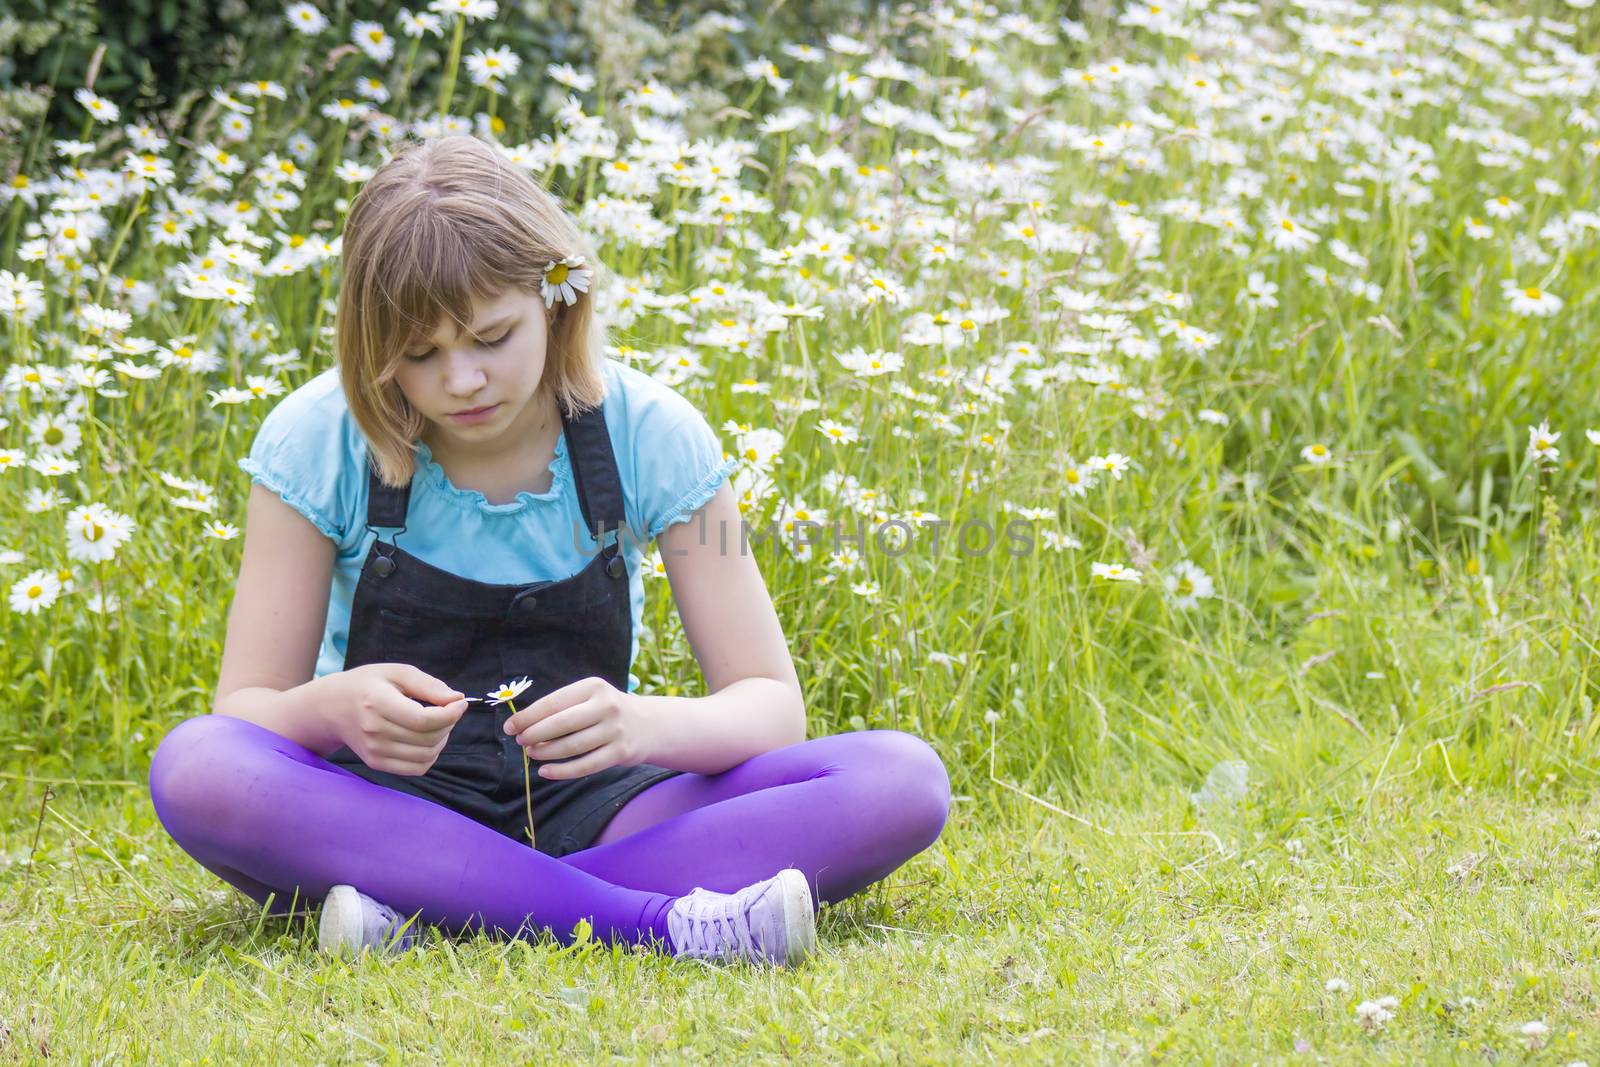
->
xmin=147 ymin=134 xmax=951 ymax=967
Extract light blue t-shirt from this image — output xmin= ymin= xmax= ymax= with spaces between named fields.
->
xmin=238 ymin=357 xmax=738 ymax=693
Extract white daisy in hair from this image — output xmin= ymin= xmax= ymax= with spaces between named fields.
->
xmin=541 ymin=255 xmax=593 ymax=308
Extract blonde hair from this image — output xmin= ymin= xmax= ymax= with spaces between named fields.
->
xmin=336 ymin=134 xmax=608 ymax=488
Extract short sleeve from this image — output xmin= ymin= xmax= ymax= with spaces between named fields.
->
xmin=237 ymin=381 xmax=357 ymax=545
xmin=628 ymin=382 xmax=739 ymax=542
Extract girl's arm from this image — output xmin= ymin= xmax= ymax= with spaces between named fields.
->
xmin=212 ymin=483 xmax=344 ymax=754
xmin=635 ymin=481 xmax=807 ymax=775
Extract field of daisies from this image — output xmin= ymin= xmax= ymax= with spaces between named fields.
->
xmin=3 ymin=0 xmax=1600 ymax=1059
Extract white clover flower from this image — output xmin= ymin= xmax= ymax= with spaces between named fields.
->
xmin=1354 ymin=999 xmax=1393 ymax=1031
xmin=1325 ymin=977 xmax=1350 ymax=994
xmin=1520 ymin=1020 xmax=1549 ymax=1050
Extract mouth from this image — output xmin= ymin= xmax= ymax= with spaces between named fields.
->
xmin=450 ymin=403 xmax=500 ymax=418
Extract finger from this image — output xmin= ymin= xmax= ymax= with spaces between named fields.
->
xmin=513 ymin=700 xmax=601 ymax=748
xmin=522 ymin=720 xmax=612 ymax=762
xmin=503 ymin=676 xmax=604 ymax=736
xmin=366 ymin=738 xmax=442 ymax=765
xmin=395 ymin=696 xmax=468 ymax=733
xmin=536 ymin=742 xmax=622 ymax=781
xmin=389 ymin=663 xmax=466 ymax=707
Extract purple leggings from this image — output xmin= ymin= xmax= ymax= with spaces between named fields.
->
xmin=147 ymin=714 xmax=950 ymax=949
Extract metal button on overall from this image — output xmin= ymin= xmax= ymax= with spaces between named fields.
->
xmin=322 ymin=397 xmax=684 ymax=858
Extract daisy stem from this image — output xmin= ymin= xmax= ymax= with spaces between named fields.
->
xmin=90 ymin=187 xmax=149 ymax=308
xmin=508 ymin=696 xmax=535 ymax=849
xmin=397 ymin=37 xmax=422 ymax=113
xmin=437 ymin=15 xmax=466 ymax=121
xmin=523 ymin=748 xmax=536 ymax=850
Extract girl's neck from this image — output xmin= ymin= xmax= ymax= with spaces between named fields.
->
xmin=423 ymin=389 xmax=560 ymax=477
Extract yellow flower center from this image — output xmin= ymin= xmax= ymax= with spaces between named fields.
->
xmin=1524 ymin=288 xmax=1542 ymax=300
xmin=547 ymin=263 xmax=570 ymax=285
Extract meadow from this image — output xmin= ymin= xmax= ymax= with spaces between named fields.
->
xmin=3 ymin=0 xmax=1600 ymax=1060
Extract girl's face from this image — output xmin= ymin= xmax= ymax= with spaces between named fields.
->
xmin=395 ymin=286 xmax=557 ymax=459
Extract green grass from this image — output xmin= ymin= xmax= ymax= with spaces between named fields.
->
xmin=4 ymin=777 xmax=1599 ymax=1062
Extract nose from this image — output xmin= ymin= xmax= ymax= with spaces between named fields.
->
xmin=442 ymin=348 xmax=488 ymax=399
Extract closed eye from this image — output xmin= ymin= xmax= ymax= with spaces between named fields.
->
xmin=403 ymin=328 xmax=513 ymax=362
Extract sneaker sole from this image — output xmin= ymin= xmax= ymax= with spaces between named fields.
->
xmin=318 ymin=884 xmax=364 ymax=955
xmin=772 ymin=869 xmax=817 ymax=966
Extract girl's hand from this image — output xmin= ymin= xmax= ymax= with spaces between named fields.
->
xmin=323 ymin=663 xmax=469 ymax=777
xmin=502 ymin=676 xmax=655 ymax=780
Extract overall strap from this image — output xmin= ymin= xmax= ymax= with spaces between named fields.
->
xmin=562 ymin=401 xmax=627 ymax=549
xmin=365 ymin=453 xmax=412 ymax=532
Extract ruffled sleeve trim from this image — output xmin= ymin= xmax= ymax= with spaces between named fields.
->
xmin=649 ymin=455 xmax=739 ymax=540
xmin=238 ymin=457 xmax=343 ymax=542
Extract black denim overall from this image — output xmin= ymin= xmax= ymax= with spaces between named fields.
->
xmin=324 ymin=400 xmax=683 ymax=858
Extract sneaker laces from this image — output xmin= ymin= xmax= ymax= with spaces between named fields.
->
xmin=365 ymin=897 xmax=414 ymax=948
xmin=670 ymin=887 xmax=758 ymax=961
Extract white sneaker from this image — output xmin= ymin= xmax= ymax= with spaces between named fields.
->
xmin=317 ymin=884 xmax=419 ymax=957
xmin=665 ymin=868 xmax=816 ymax=967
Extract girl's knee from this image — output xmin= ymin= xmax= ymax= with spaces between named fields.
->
xmin=855 ymin=730 xmax=952 ymax=842
xmin=148 ymin=714 xmax=270 ymax=826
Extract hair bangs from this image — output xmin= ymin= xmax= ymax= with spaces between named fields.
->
xmin=370 ymin=210 xmax=515 ymax=382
